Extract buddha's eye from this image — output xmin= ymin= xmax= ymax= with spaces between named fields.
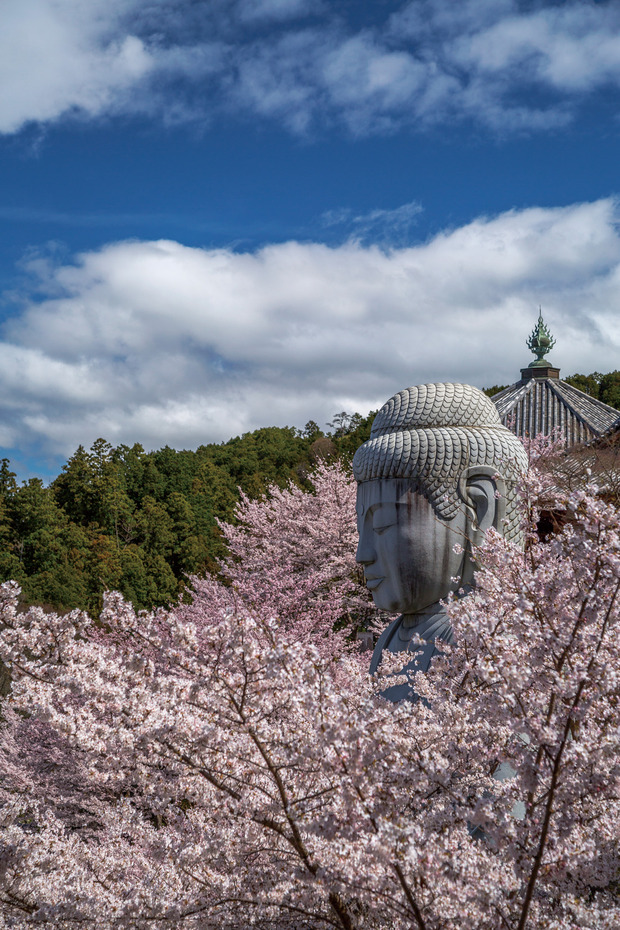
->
xmin=371 ymin=505 xmax=397 ymax=535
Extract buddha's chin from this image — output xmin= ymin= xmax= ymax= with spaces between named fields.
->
xmin=371 ymin=590 xmax=422 ymax=614
xmin=371 ymin=588 xmax=448 ymax=615
xmin=369 ymin=588 xmax=400 ymax=613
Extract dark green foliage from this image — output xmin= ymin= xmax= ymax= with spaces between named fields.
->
xmin=332 ymin=411 xmax=375 ymax=460
xmin=599 ymin=371 xmax=620 ymax=409
xmin=563 ymin=372 xmax=602 ymax=398
xmin=562 ymin=371 xmax=620 ymax=410
xmin=6 ymin=477 xmax=91 ymax=610
xmin=0 ymin=409 xmax=375 ymax=613
xmin=482 ymin=385 xmax=508 ymax=397
xmin=0 ymin=459 xmax=17 ymax=497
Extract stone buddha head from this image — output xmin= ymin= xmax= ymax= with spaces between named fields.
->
xmin=352 ymin=383 xmax=528 ymax=617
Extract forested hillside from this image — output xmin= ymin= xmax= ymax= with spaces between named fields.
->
xmin=0 ymin=413 xmax=374 ymax=613
xmin=563 ymin=369 xmax=620 ymax=407
xmin=2 ymin=368 xmax=619 ymax=615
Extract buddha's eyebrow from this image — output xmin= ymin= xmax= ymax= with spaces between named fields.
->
xmin=371 ymin=504 xmax=398 ymax=523
xmin=356 ymin=501 xmax=388 ymax=516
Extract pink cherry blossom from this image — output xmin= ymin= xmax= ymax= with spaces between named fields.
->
xmin=0 ymin=457 xmax=617 ymax=928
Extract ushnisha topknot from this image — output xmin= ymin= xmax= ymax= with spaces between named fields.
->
xmin=352 ymin=383 xmax=528 ymax=541
xmin=370 ymin=383 xmax=502 ymax=434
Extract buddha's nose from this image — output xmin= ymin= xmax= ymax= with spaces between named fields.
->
xmin=356 ymin=527 xmax=376 ymax=565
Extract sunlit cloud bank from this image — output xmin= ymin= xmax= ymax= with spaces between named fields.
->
xmin=1 ymin=0 xmax=620 ymax=136
xmin=2 ymin=198 xmax=620 ymax=457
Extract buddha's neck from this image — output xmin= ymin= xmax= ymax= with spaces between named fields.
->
xmin=399 ymin=587 xmax=473 ymax=637
xmin=400 ymin=602 xmax=449 ymax=638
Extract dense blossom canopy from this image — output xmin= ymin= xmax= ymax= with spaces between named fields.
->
xmin=0 ymin=455 xmax=618 ymax=928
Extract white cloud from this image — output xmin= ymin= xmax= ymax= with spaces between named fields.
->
xmin=3 ymin=198 xmax=620 ymax=458
xmin=0 ymin=0 xmax=155 ymax=133
xmin=237 ymin=0 xmax=322 ymax=24
xmin=1 ymin=0 xmax=620 ymax=136
xmin=321 ymin=201 xmax=423 ymax=245
xmin=451 ymin=3 xmax=620 ymax=93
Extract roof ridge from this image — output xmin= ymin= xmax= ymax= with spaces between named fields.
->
xmin=491 ymin=376 xmax=620 ymax=443
xmin=552 ymin=379 xmax=620 ymax=417
xmin=544 ymin=379 xmax=594 ymax=428
xmin=491 ymin=379 xmax=528 ymax=402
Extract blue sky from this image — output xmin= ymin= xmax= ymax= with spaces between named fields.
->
xmin=2 ymin=0 xmax=620 ymax=478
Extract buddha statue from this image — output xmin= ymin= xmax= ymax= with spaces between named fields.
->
xmin=352 ymin=383 xmax=528 ymax=702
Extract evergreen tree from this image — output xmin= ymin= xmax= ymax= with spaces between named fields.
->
xmin=563 ymin=371 xmax=602 ymax=398
xmin=599 ymin=370 xmax=620 ymax=409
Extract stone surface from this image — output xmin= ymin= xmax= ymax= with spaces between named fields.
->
xmin=353 ymin=382 xmax=528 ymax=702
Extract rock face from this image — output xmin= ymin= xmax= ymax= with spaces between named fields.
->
xmin=353 ymin=382 xmax=528 ymax=702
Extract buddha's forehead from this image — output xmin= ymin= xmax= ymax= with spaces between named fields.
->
xmin=355 ymin=478 xmax=424 ymax=513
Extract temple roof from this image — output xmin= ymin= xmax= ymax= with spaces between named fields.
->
xmin=491 ymin=311 xmax=620 ymax=446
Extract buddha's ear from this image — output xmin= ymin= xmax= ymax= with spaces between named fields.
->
xmin=458 ymin=465 xmax=507 ymax=547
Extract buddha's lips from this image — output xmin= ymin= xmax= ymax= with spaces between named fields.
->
xmin=364 ymin=576 xmax=384 ymax=590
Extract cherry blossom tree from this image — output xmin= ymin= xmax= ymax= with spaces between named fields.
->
xmin=206 ymin=458 xmax=375 ymax=657
xmin=0 ymin=458 xmax=618 ymax=928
